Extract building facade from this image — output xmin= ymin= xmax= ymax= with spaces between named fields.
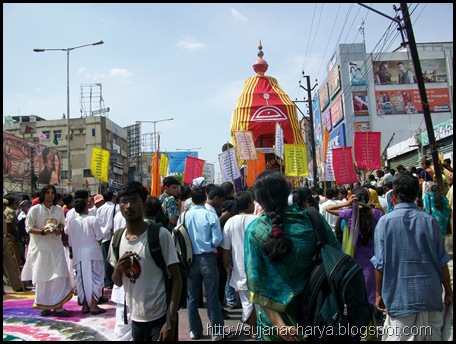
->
xmin=306 ymin=41 xmax=453 ymax=181
xmin=4 ymin=114 xmax=129 ymax=195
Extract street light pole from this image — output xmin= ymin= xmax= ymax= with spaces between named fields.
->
xmin=34 ymin=40 xmax=104 ymax=186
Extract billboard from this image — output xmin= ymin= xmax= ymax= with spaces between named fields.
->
xmin=167 ymin=151 xmax=198 ymax=173
xmin=375 ymin=87 xmax=450 ymax=115
xmin=372 ymin=58 xmax=448 ymax=85
xmin=3 ymin=132 xmax=62 ymax=187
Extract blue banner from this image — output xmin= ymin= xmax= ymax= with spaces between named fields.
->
xmin=167 ymin=151 xmax=198 ymax=173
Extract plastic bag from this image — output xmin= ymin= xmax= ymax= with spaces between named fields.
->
xmin=442 ymin=303 xmax=453 ymax=341
xmin=341 ymin=219 xmax=356 ymax=257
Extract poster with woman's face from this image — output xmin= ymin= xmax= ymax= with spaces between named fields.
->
xmin=3 ymin=132 xmax=60 ymax=185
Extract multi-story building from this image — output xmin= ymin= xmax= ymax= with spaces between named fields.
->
xmin=4 ymin=114 xmax=129 ymax=195
xmin=303 ymin=41 xmax=453 ymax=181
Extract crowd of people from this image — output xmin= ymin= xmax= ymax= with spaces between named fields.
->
xmin=3 ymin=156 xmax=453 ymax=341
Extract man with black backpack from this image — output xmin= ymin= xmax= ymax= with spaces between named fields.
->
xmin=110 ymin=182 xmax=182 ymax=341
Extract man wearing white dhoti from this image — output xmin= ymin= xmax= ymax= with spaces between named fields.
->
xmin=68 ymin=198 xmax=106 ymax=315
xmin=21 ymin=184 xmax=73 ymax=317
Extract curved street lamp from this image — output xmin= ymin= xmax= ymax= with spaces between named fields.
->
xmin=136 ymin=118 xmax=174 ymax=151
xmin=33 ymin=40 xmax=104 ymax=186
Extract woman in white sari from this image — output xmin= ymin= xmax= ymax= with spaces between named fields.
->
xmin=21 ymin=184 xmax=73 ymax=317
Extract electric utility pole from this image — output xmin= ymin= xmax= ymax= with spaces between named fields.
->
xmin=400 ymin=3 xmax=443 ymax=191
xmin=358 ymin=3 xmax=444 ymax=191
xmin=299 ymin=74 xmax=318 ymax=184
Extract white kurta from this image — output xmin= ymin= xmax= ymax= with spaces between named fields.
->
xmin=219 ymin=213 xmax=258 ymax=323
xmin=67 ymin=214 xmax=104 ymax=307
xmin=219 ymin=213 xmax=258 ymax=291
xmin=21 ymin=203 xmax=73 ymax=309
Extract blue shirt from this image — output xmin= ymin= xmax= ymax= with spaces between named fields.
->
xmin=371 ymin=202 xmax=450 ymax=317
xmin=178 ymin=205 xmax=222 ymax=254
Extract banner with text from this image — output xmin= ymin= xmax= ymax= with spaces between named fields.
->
xmin=275 ymin=122 xmax=284 ymax=160
xmin=234 ymin=131 xmax=258 ymax=160
xmin=284 ymin=144 xmax=308 ymax=177
xmin=332 ymin=147 xmax=358 ymax=185
xmin=375 ymin=87 xmax=450 ymax=115
xmin=91 ymin=147 xmax=110 ymax=183
xmin=219 ymin=147 xmax=241 ymax=182
xmin=159 ymin=152 xmax=169 ymax=177
xmin=353 ymin=132 xmax=382 ymax=170
xmin=183 ymin=156 xmax=206 ymax=185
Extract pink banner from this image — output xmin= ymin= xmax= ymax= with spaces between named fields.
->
xmin=183 ymin=156 xmax=206 ymax=185
xmin=354 ymin=132 xmax=382 ymax=170
xmin=332 ymin=147 xmax=359 ymax=185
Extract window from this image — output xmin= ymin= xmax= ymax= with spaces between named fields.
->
xmin=92 ymin=128 xmax=96 ymax=136
xmin=54 ymin=130 xmax=62 ymax=140
xmin=83 ymin=169 xmax=94 ymax=178
xmin=61 ymin=171 xmax=68 ymax=180
xmin=42 ymin=131 xmax=50 ymax=140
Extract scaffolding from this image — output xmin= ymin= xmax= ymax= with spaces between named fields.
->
xmin=141 ymin=133 xmax=155 ymax=153
xmin=80 ymin=83 xmax=110 ymax=117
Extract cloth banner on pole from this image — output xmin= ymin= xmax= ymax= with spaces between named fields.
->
xmin=183 ymin=156 xmax=206 ymax=185
xmin=322 ymin=127 xmax=330 ymax=164
xmin=332 ymin=147 xmax=359 ymax=185
xmin=219 ymin=147 xmax=241 ymax=182
xmin=284 ymin=144 xmax=308 ymax=177
xmin=275 ymin=122 xmax=284 ymax=160
xmin=246 ymin=151 xmax=266 ymax=187
xmin=90 ymin=147 xmax=110 ymax=183
xmin=159 ymin=152 xmax=169 ymax=177
xmin=151 ymin=150 xmax=161 ymax=196
xmin=234 ymin=131 xmax=258 ymax=160
xmin=353 ymin=132 xmax=382 ymax=170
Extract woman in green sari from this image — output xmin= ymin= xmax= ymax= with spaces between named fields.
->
xmin=245 ymin=171 xmax=340 ymax=341
xmin=423 ymin=182 xmax=451 ymax=238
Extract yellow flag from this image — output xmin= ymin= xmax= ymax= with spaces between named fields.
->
xmin=159 ymin=153 xmax=169 ymax=177
xmin=91 ymin=147 xmax=110 ymax=183
xmin=284 ymin=144 xmax=309 ymax=177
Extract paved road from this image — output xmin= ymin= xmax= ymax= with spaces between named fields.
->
xmin=3 ymin=256 xmax=452 ymax=341
xmin=3 ymin=284 xmax=253 ymax=341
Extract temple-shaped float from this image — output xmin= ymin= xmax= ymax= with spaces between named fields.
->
xmin=229 ymin=41 xmax=304 ymax=173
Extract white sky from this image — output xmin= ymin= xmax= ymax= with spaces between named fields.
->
xmin=3 ymin=3 xmax=453 ymax=181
